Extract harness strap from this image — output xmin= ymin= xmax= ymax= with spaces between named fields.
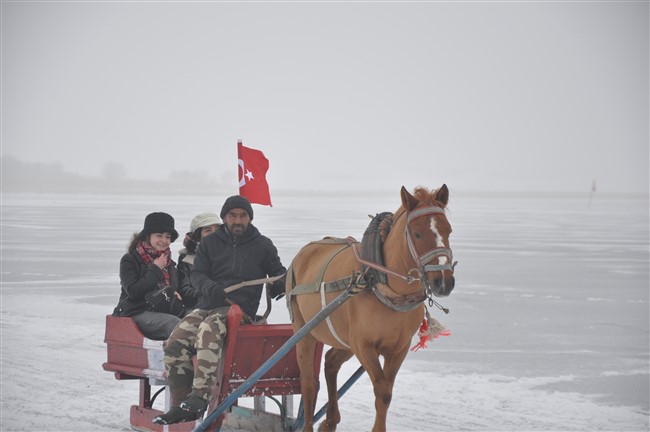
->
xmin=351 ymin=243 xmax=416 ymax=283
xmin=287 ymin=241 xmax=354 ymax=297
xmin=288 ymin=202 xmax=457 ymax=317
xmin=321 ymin=281 xmax=350 ymax=349
xmin=371 ymin=284 xmax=426 ymax=312
xmin=288 ymin=241 xmax=356 ymax=349
xmin=419 ymin=247 xmax=454 ymax=271
xmin=406 ymin=205 xmax=446 ymax=222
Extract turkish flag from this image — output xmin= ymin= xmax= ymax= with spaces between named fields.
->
xmin=238 ymin=142 xmax=272 ymax=206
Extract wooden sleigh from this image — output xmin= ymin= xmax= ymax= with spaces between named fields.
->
xmin=103 ymin=304 xmax=324 ymax=432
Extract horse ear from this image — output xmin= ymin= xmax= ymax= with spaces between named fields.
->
xmin=400 ymin=186 xmax=420 ymax=211
xmin=435 ymin=184 xmax=449 ymax=206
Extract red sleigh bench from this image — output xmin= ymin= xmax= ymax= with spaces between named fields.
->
xmin=103 ymin=305 xmax=323 ymax=432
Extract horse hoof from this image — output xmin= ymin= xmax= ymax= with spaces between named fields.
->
xmin=318 ymin=419 xmax=337 ymax=432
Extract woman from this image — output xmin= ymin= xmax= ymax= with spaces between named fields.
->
xmin=176 ymin=212 xmax=221 ymax=311
xmin=112 ymin=212 xmax=193 ymax=340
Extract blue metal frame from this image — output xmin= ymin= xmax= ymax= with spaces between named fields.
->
xmin=193 ymin=286 xmax=356 ymax=432
xmin=290 ymin=365 xmax=366 ymax=431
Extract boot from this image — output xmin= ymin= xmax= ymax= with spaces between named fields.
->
xmin=180 ymin=393 xmax=208 ymax=415
xmin=152 ymin=406 xmax=199 ymax=425
xmin=169 ymin=385 xmax=192 ymax=407
xmin=153 ymin=392 xmax=207 ymax=425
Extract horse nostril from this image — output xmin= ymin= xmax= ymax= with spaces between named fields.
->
xmin=433 ymin=275 xmax=455 ymax=293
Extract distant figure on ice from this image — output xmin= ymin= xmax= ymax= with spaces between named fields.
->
xmin=112 ymin=212 xmax=196 ymax=340
xmin=153 ymin=196 xmax=286 ymax=425
xmin=176 ymin=212 xmax=222 ymax=311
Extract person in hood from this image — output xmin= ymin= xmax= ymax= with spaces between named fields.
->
xmin=176 ymin=212 xmax=221 ymax=311
xmin=154 ymin=196 xmax=286 ymax=425
xmin=112 ymin=212 xmax=195 ymax=340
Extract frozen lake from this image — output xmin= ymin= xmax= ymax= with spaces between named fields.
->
xmin=1 ymin=189 xmax=648 ymax=431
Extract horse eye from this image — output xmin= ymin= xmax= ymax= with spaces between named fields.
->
xmin=414 ymin=232 xmax=422 ymax=239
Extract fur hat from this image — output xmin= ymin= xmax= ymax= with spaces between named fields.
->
xmin=140 ymin=212 xmax=179 ymax=242
xmin=190 ymin=212 xmax=221 ymax=233
xmin=220 ymin=195 xmax=254 ymax=221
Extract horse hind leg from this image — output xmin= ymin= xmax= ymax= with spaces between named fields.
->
xmin=291 ymin=301 xmax=321 ymax=432
xmin=296 ymin=334 xmax=321 ymax=432
xmin=318 ymin=348 xmax=354 ymax=432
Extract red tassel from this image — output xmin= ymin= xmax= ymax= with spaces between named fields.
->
xmin=410 ymin=318 xmax=430 ymax=351
xmin=410 ymin=315 xmax=451 ymax=352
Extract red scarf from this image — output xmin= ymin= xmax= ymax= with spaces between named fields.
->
xmin=136 ymin=241 xmax=171 ymax=287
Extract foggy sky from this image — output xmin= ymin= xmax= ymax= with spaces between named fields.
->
xmin=2 ymin=1 xmax=648 ymax=194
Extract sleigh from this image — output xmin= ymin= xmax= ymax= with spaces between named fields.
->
xmin=103 ymin=304 xmax=324 ymax=432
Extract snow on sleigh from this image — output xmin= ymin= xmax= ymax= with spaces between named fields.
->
xmin=103 ymin=301 xmax=324 ymax=432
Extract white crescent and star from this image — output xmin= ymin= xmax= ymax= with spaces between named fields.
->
xmin=238 ymin=159 xmax=255 ymax=187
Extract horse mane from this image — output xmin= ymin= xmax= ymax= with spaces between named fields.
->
xmin=412 ymin=185 xmax=447 ymax=208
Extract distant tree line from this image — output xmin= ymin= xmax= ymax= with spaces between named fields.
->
xmin=1 ymin=156 xmax=234 ymax=194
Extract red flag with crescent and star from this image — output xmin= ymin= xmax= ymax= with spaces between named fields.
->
xmin=238 ymin=141 xmax=272 ymax=206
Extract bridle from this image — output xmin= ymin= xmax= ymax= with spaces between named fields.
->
xmin=354 ymin=205 xmax=456 ymax=282
xmin=404 ymin=206 xmax=456 ymax=286
xmin=351 ymin=204 xmax=457 ymax=311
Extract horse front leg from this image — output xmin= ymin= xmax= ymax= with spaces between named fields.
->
xmin=374 ymin=348 xmax=410 ymax=431
xmin=318 ymin=348 xmax=353 ymax=432
xmin=355 ymin=346 xmax=409 ymax=432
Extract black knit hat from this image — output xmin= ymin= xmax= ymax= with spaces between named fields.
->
xmin=220 ymin=195 xmax=254 ymax=221
xmin=139 ymin=212 xmax=179 ymax=242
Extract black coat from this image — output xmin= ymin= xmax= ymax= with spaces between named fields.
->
xmin=191 ymin=224 xmax=286 ymax=318
xmin=113 ymin=251 xmax=191 ymax=317
xmin=176 ymin=251 xmax=199 ymax=309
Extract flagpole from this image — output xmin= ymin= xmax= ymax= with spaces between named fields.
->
xmin=237 ymin=139 xmax=243 ymax=197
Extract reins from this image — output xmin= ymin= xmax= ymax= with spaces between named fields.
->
xmin=351 ymin=242 xmax=418 ymax=284
xmin=222 ymin=274 xmax=286 ymax=323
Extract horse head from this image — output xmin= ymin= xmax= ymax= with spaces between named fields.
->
xmin=400 ymin=184 xmax=455 ymax=297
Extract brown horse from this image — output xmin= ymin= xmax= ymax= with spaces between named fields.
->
xmin=286 ymin=185 xmax=456 ymax=432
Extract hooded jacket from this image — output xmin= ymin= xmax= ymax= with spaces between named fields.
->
xmin=191 ymin=223 xmax=286 ymax=318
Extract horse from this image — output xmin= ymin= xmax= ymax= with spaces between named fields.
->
xmin=286 ymin=184 xmax=456 ymax=432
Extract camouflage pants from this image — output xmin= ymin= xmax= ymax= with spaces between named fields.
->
xmin=163 ymin=307 xmax=230 ymax=406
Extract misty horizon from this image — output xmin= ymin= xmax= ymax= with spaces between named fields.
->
xmin=2 ymin=154 xmax=645 ymax=197
xmin=2 ymin=2 xmax=648 ymax=196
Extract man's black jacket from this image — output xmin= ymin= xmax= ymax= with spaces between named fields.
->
xmin=191 ymin=224 xmax=286 ymax=319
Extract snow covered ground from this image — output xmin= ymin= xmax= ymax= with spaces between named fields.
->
xmin=1 ymin=190 xmax=648 ymax=431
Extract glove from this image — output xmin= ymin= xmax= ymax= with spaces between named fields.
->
xmin=269 ymin=280 xmax=285 ymax=300
xmin=208 ymin=286 xmax=227 ymax=306
xmin=181 ymin=287 xmax=199 ymax=309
